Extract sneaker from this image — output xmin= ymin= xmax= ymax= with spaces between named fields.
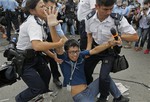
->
xmin=113 ymin=95 xmax=129 ymax=102
xmin=144 ymin=49 xmax=150 ymax=54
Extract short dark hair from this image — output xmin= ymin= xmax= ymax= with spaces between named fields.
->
xmin=64 ymin=39 xmax=80 ymax=51
xmin=24 ymin=0 xmax=40 ymax=14
xmin=96 ymin=0 xmax=116 ymax=6
xmin=43 ymin=0 xmax=56 ymax=3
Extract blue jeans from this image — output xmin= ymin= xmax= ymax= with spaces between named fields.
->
xmin=72 ymin=78 xmax=121 ymax=102
xmin=135 ymin=27 xmax=142 ymax=47
xmin=62 ymin=23 xmax=75 ymax=35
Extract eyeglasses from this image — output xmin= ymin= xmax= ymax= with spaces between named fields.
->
xmin=68 ymin=50 xmax=80 ymax=55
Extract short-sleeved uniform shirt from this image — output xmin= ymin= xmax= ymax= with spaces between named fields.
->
xmin=57 ymin=50 xmax=90 ymax=87
xmin=77 ymin=0 xmax=96 ymax=21
xmin=85 ymin=13 xmax=136 ymax=45
xmin=16 ymin=15 xmax=47 ymax=50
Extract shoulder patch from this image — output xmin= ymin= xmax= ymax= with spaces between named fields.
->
xmin=86 ymin=9 xmax=96 ymax=20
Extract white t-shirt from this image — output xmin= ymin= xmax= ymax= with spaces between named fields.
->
xmin=85 ymin=13 xmax=136 ymax=44
xmin=77 ymin=0 xmax=96 ymax=21
xmin=17 ymin=15 xmax=47 ymax=50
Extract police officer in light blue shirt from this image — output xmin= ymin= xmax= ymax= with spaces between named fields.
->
xmin=0 ymin=0 xmax=19 ymax=41
xmin=113 ymin=0 xmax=124 ymax=15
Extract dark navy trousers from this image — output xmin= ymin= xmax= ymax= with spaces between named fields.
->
xmin=15 ymin=55 xmax=51 ymax=102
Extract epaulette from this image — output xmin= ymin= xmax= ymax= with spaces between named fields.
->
xmin=110 ymin=13 xmax=123 ymax=21
xmin=86 ymin=9 xmax=96 ymax=20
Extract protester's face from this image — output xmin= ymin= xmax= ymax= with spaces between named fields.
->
xmin=34 ymin=0 xmax=47 ymax=19
xmin=96 ymin=4 xmax=114 ymax=21
xmin=68 ymin=46 xmax=80 ymax=61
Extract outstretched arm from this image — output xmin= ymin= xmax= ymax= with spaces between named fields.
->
xmin=89 ymin=37 xmax=122 ymax=55
xmin=44 ymin=6 xmax=68 ymax=54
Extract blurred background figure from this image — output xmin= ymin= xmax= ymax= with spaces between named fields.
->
xmin=0 ymin=0 xmax=20 ymax=41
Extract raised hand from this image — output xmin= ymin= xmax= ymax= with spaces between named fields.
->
xmin=44 ymin=5 xmax=63 ymax=27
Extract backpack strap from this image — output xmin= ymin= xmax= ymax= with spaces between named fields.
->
xmin=110 ymin=13 xmax=123 ymax=35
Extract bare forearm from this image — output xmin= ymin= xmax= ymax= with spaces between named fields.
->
xmin=32 ymin=41 xmax=62 ymax=51
xmin=89 ymin=42 xmax=111 ymax=55
xmin=50 ymin=26 xmax=60 ymax=42
xmin=121 ymin=33 xmax=139 ymax=42
xmin=86 ymin=33 xmax=93 ymax=50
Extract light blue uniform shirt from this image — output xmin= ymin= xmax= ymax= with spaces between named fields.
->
xmin=47 ymin=23 xmax=64 ymax=37
xmin=0 ymin=0 xmax=18 ymax=11
xmin=112 ymin=5 xmax=124 ymax=15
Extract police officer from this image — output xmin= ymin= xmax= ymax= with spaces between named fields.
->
xmin=15 ymin=0 xmax=65 ymax=101
xmin=0 ymin=0 xmax=19 ymax=41
xmin=85 ymin=0 xmax=139 ymax=102
xmin=77 ymin=0 xmax=96 ymax=50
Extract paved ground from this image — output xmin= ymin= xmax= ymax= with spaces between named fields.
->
xmin=0 ymin=34 xmax=150 ymax=102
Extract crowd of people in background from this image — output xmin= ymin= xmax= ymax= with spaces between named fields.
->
xmin=0 ymin=0 xmax=149 ymax=102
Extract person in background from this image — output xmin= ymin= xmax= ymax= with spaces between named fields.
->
xmin=62 ymin=0 xmax=76 ymax=37
xmin=113 ymin=0 xmax=124 ymax=15
xmin=0 ymin=0 xmax=20 ymax=41
xmin=77 ymin=0 xmax=96 ymax=51
xmin=142 ymin=0 xmax=150 ymax=54
xmin=134 ymin=1 xmax=150 ymax=53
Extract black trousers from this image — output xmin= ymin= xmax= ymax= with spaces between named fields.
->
xmin=79 ymin=20 xmax=87 ymax=51
xmin=84 ymin=49 xmax=116 ymax=98
xmin=16 ymin=55 xmax=51 ymax=102
xmin=5 ymin=10 xmax=19 ymax=40
xmin=48 ymin=56 xmax=61 ymax=79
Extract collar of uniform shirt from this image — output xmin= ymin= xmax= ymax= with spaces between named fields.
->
xmin=93 ymin=12 xmax=112 ymax=23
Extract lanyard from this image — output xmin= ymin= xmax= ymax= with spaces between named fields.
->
xmin=69 ymin=61 xmax=77 ymax=85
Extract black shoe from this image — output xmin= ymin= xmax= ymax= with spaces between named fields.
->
xmin=113 ymin=95 xmax=129 ymax=102
xmin=53 ymin=78 xmax=62 ymax=88
xmin=97 ymin=98 xmax=108 ymax=102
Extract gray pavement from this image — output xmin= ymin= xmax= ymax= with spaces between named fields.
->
xmin=0 ymin=35 xmax=150 ymax=102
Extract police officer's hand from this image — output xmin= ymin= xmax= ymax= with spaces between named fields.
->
xmin=108 ymin=36 xmax=122 ymax=46
xmin=44 ymin=5 xmax=63 ymax=27
xmin=54 ymin=54 xmax=63 ymax=64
